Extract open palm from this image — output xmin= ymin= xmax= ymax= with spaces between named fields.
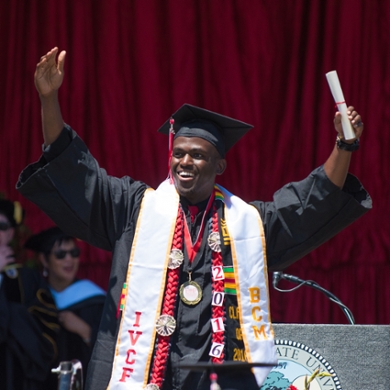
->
xmin=34 ymin=47 xmax=66 ymax=96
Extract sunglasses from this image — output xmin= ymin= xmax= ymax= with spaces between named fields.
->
xmin=0 ymin=222 xmax=11 ymax=231
xmin=53 ymin=247 xmax=81 ymax=259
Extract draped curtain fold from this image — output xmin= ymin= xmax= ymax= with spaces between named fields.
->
xmin=1 ymin=0 xmax=388 ymax=324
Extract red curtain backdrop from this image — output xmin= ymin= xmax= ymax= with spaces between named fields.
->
xmin=1 ymin=0 xmax=389 ymax=325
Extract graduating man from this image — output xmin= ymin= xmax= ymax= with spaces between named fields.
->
xmin=17 ymin=47 xmax=371 ymax=390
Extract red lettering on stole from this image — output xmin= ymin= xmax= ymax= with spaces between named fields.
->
xmin=119 ymin=367 xmax=134 ymax=382
xmin=126 ymin=349 xmax=136 ymax=364
xmin=119 ymin=311 xmax=144 ymax=382
xmin=128 ymin=330 xmax=143 ymax=345
xmin=133 ymin=311 xmax=142 ymax=327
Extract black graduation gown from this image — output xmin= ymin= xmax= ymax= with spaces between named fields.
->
xmin=16 ymin=126 xmax=371 ymax=390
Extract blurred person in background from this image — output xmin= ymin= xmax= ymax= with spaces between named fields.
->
xmin=25 ymin=226 xmax=106 ymax=386
xmin=0 ymin=199 xmax=58 ymax=390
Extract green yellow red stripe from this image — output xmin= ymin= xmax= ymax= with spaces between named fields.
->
xmin=223 ymin=266 xmax=236 ymax=294
xmin=214 ymin=186 xmax=224 ymax=202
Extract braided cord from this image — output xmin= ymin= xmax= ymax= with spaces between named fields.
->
xmin=149 ymin=197 xmax=225 ymax=386
xmin=149 ymin=208 xmax=183 ymax=388
xmin=211 ymin=204 xmax=225 ymax=363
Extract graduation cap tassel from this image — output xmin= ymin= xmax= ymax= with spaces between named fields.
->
xmin=168 ymin=118 xmax=175 ymax=184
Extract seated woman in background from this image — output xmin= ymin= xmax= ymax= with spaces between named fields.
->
xmin=25 ymin=226 xmax=106 ymax=385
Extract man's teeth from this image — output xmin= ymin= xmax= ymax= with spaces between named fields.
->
xmin=178 ymin=172 xmax=194 ymax=177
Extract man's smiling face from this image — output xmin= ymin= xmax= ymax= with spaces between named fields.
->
xmin=170 ymin=136 xmax=226 ymax=204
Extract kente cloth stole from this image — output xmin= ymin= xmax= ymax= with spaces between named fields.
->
xmin=107 ymin=180 xmax=277 ymax=390
xmin=217 ymin=184 xmax=277 ymax=385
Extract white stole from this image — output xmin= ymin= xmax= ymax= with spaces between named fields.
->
xmin=107 ymin=181 xmax=179 ymax=390
xmin=217 ymin=185 xmax=277 ymax=386
xmin=107 ymin=180 xmax=276 ymax=389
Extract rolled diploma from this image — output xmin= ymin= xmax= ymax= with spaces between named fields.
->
xmin=325 ymin=70 xmax=355 ymax=140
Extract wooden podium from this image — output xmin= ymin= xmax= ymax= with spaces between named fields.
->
xmin=271 ymin=324 xmax=390 ymax=390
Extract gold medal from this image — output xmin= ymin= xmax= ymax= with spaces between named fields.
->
xmin=180 ymin=279 xmax=202 ymax=305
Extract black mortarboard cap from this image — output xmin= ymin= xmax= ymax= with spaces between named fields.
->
xmin=158 ymin=104 xmax=253 ymax=157
xmin=0 ymin=199 xmax=24 ymax=227
xmin=25 ymin=226 xmax=73 ymax=254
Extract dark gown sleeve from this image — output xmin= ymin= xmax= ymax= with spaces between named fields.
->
xmin=251 ymin=165 xmax=372 ymax=271
xmin=16 ymin=125 xmax=148 ymax=251
xmin=16 ymin=126 xmax=147 ymax=389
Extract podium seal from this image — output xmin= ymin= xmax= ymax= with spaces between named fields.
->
xmin=260 ymin=339 xmax=342 ymax=390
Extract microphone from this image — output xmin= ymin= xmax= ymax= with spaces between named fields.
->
xmin=279 ymin=273 xmax=304 ymax=284
xmin=272 ymin=271 xmax=355 ymax=324
xmin=272 ymin=272 xmax=282 ymax=289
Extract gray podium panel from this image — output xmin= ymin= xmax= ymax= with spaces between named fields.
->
xmin=272 ymin=324 xmax=390 ymax=390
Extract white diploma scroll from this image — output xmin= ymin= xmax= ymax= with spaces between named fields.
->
xmin=325 ymin=70 xmax=355 ymax=140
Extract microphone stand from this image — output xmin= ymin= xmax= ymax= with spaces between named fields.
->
xmin=272 ymin=271 xmax=355 ymax=325
xmin=51 ymin=360 xmax=83 ymax=390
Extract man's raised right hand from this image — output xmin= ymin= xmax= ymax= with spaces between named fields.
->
xmin=35 ymin=47 xmax=66 ymax=97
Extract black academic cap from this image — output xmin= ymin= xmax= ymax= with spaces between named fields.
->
xmin=25 ymin=226 xmax=74 ymax=255
xmin=0 ymin=199 xmax=24 ymax=227
xmin=157 ymin=104 xmax=253 ymax=157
